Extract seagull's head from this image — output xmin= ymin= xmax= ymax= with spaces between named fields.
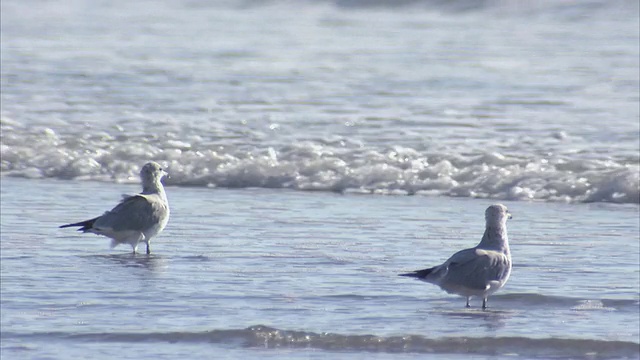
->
xmin=485 ymin=204 xmax=512 ymax=225
xmin=140 ymin=161 xmax=168 ymax=184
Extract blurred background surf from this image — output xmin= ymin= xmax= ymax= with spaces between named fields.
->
xmin=2 ymin=0 xmax=638 ymax=203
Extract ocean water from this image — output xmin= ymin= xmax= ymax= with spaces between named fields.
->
xmin=1 ymin=178 xmax=639 ymax=359
xmin=1 ymin=0 xmax=639 ymax=359
xmin=2 ymin=0 xmax=639 ymax=203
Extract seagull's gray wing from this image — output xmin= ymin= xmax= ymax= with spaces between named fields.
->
xmin=442 ymin=248 xmax=511 ymax=290
xmin=93 ymin=194 xmax=166 ymax=233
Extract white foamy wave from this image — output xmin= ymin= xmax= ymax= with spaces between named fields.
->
xmin=1 ymin=121 xmax=637 ymax=204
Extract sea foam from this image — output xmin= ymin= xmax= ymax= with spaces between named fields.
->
xmin=1 ymin=119 xmax=637 ymax=204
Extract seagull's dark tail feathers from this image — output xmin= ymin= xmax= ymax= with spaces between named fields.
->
xmin=399 ymin=267 xmax=435 ymax=279
xmin=59 ymin=217 xmax=98 ymax=232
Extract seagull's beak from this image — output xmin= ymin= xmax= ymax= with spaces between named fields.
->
xmin=507 ymin=212 xmax=513 ymax=220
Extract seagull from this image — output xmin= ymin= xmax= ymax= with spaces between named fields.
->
xmin=60 ymin=162 xmax=170 ymax=254
xmin=400 ymin=204 xmax=513 ymax=309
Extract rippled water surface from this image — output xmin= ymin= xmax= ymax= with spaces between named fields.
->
xmin=1 ymin=178 xmax=639 ymax=359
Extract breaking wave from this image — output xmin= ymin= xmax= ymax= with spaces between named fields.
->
xmin=1 ymin=121 xmax=638 ymax=204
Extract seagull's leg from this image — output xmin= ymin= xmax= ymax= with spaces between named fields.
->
xmin=466 ymin=297 xmax=470 ymax=308
xmin=146 ymin=242 xmax=151 ymax=255
xmin=482 ymin=298 xmax=488 ymax=310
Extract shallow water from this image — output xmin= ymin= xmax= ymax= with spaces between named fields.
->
xmin=1 ymin=177 xmax=638 ymax=359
